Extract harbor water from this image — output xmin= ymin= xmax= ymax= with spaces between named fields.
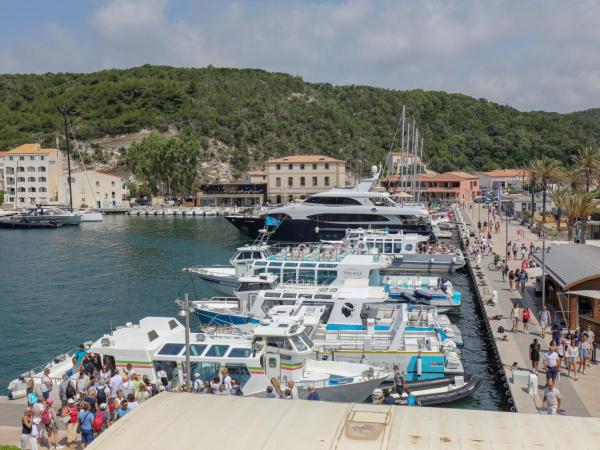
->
xmin=0 ymin=216 xmax=506 ymax=410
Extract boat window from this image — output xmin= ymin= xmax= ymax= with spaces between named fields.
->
xmin=384 ymin=242 xmax=393 ymax=253
xmin=314 ymin=294 xmax=332 ymax=300
xmin=303 ymin=326 xmax=314 ymax=336
xmin=298 ymin=293 xmax=313 ymax=299
xmin=300 ymin=263 xmax=316 ymax=268
xmin=228 ymin=348 xmax=252 ymax=358
xmin=205 ymin=345 xmax=230 ymax=357
xmin=266 ymin=337 xmax=292 ymax=350
xmin=225 ymin=364 xmax=251 ymax=387
xmin=267 ymin=268 xmax=281 ymax=277
xmin=307 ymin=214 xmax=389 ymax=222
xmin=282 ymin=269 xmax=297 ymax=283
xmin=254 ymin=261 xmax=268 ymax=267
xmin=283 ymin=262 xmax=299 ymax=267
xmin=319 ymin=263 xmax=337 ymax=268
xmin=269 ymin=262 xmax=283 ymax=267
xmin=316 ymin=270 xmax=336 ymax=285
xmin=252 ymin=252 xmax=263 ymax=259
xmin=265 ymin=292 xmax=282 ymax=298
xmin=157 ymin=343 xmax=185 ymax=356
xmin=237 ymin=282 xmax=264 ymax=292
xmin=190 ymin=362 xmax=220 ymax=382
xmin=282 ymin=293 xmax=297 ymax=299
xmin=394 ymin=242 xmax=402 ymax=253
xmin=304 ymin=196 xmax=361 ymax=205
xmin=189 ymin=344 xmax=208 ymax=357
xmin=298 ymin=270 xmax=315 ymax=283
xmin=261 ymin=299 xmax=295 ymax=314
xmin=153 ymin=361 xmax=178 ymax=381
xmin=290 ymin=335 xmax=308 ymax=351
xmin=300 ymin=332 xmax=314 ymax=349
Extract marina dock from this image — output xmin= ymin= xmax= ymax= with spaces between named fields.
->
xmin=459 ymin=205 xmax=600 ymax=416
xmin=88 ymin=393 xmax=600 ymax=449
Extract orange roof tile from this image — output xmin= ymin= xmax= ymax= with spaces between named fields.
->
xmin=6 ymin=143 xmax=52 ymax=155
xmin=267 ymin=155 xmax=345 ymax=164
xmin=482 ymin=169 xmax=529 ymax=177
xmin=414 ymin=171 xmax=478 ymax=181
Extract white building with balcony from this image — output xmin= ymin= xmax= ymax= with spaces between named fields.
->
xmin=1 ymin=144 xmax=63 ymax=208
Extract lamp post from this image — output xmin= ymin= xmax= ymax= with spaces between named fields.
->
xmin=541 ymin=239 xmax=546 ymax=309
xmin=178 ymin=293 xmax=192 ymax=392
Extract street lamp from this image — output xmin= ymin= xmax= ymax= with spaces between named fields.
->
xmin=541 ymin=239 xmax=546 ymax=309
xmin=178 ymin=293 xmax=192 ymax=392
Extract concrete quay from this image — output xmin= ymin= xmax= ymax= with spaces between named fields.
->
xmin=459 ymin=204 xmax=600 ymax=417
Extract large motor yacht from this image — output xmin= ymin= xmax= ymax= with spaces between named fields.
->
xmin=225 ymin=170 xmax=433 ymax=242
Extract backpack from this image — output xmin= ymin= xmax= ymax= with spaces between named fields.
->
xmin=523 ymin=310 xmax=531 ymax=321
xmin=42 ymin=407 xmax=52 ymax=425
xmin=93 ymin=412 xmax=104 ymax=433
xmin=66 ymin=382 xmax=76 ymax=399
xmin=96 ymin=387 xmax=107 ymax=404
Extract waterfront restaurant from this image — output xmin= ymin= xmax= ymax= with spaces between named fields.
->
xmin=531 ymin=244 xmax=600 ymax=336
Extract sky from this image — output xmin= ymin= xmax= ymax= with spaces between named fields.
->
xmin=1 ymin=0 xmax=599 ymax=113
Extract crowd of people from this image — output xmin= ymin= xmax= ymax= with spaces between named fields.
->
xmin=19 ymin=347 xmax=171 ymax=449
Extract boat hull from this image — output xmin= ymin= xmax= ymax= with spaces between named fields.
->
xmin=296 ymin=376 xmax=388 ymax=403
xmin=196 ymin=273 xmax=239 ymax=296
xmin=225 ymin=215 xmax=434 ymax=242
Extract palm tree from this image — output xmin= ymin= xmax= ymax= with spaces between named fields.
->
xmin=572 ymin=147 xmax=600 ymax=192
xmin=529 ymin=158 xmax=564 ymax=222
xmin=550 ymin=188 xmax=569 ymax=232
xmin=561 ymin=165 xmax=584 ymax=191
xmin=573 ymin=191 xmax=599 ymax=243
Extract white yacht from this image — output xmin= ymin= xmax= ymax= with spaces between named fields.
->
xmin=225 ymin=169 xmax=433 ymax=242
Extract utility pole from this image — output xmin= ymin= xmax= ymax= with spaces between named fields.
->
xmin=62 ymin=106 xmax=73 ymax=212
xmin=179 ymin=293 xmax=192 ymax=392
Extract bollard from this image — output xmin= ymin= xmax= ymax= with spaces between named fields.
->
xmin=492 ymin=290 xmax=498 ymax=306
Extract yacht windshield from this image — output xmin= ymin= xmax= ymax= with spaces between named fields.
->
xmin=369 ymin=196 xmax=396 ymax=207
xmin=290 ymin=334 xmax=308 ymax=351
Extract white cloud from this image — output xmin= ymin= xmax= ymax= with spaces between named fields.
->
xmin=1 ymin=0 xmax=600 ymax=112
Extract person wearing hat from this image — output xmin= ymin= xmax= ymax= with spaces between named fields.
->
xmin=193 ymin=373 xmax=203 ymax=393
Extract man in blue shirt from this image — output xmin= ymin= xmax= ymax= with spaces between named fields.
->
xmin=307 ymin=385 xmax=320 ymax=401
xmin=78 ymin=402 xmax=95 ymax=446
xmin=116 ymin=400 xmax=130 ymax=419
xmin=72 ymin=344 xmax=87 ymax=368
xmin=406 ymin=388 xmax=417 ymax=406
xmin=381 ymin=389 xmax=396 ymax=405
xmin=265 ymin=386 xmax=276 ymax=398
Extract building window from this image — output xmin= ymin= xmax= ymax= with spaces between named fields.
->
xmin=27 ymin=166 xmax=35 ymax=172
xmin=95 ymin=181 xmax=100 ymax=187
xmin=112 ymin=191 xmax=116 ymax=199
xmin=18 ymin=177 xmax=25 ymax=182
xmin=325 ymin=163 xmax=330 ymax=170
xmin=38 ymin=177 xmax=46 ymax=182
xmin=19 ymin=156 xmax=25 ymax=161
xmin=38 ymin=167 xmax=46 ymax=172
xmin=40 ymin=156 xmax=45 ymax=161
xmin=312 ymin=163 xmax=317 ymax=170
xmin=300 ymin=176 xmax=305 ymax=186
xmin=27 ymin=177 xmax=35 ymax=182
xmin=30 ymin=156 xmax=35 ymax=160
xmin=324 ymin=176 xmax=330 ymax=186
xmin=276 ymin=164 xmax=281 ymax=170
xmin=312 ymin=176 xmax=318 ymax=186
xmin=288 ymin=164 xmax=293 ymax=170
xmin=28 ymin=187 xmax=36 ymax=192
xmin=39 ymin=187 xmax=47 ymax=193
xmin=68 ymin=177 xmax=75 ymax=183
xmin=275 ymin=177 xmax=281 ymax=187
xmin=18 ymin=197 xmax=25 ymax=203
xmin=8 ymin=156 xmax=13 ymax=161
xmin=300 ymin=164 xmax=305 ymax=170
xmin=17 ymin=167 xmax=24 ymax=172
xmin=8 ymin=197 xmax=14 ymax=202
xmin=111 ymin=181 xmax=115 ymax=187
xmin=288 ymin=177 xmax=293 ymax=187
xmin=18 ymin=187 xmax=26 ymax=192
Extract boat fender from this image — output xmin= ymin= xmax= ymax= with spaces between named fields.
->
xmin=10 ymin=390 xmax=26 ymax=400
xmin=371 ymin=388 xmax=383 ymax=404
xmin=416 ymin=354 xmax=423 ymax=377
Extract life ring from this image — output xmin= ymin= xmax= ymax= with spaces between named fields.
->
xmin=358 ymin=243 xmax=365 ymax=249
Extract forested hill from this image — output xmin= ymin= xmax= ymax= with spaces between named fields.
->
xmin=1 ymin=64 xmax=599 ymax=173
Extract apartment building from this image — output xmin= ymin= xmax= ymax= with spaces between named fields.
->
xmin=478 ymin=169 xmax=529 ymax=191
xmin=58 ymin=170 xmax=125 ymax=209
xmin=266 ymin=155 xmax=346 ymax=204
xmin=1 ymin=144 xmax=63 ymax=207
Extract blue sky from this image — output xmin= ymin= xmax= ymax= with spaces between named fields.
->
xmin=1 ymin=0 xmax=599 ymax=113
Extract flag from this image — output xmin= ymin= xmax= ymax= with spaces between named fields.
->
xmin=266 ymin=215 xmax=282 ymax=227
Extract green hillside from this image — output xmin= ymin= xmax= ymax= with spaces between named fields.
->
xmin=1 ymin=64 xmax=599 ymax=173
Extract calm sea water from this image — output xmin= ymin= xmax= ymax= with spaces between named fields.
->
xmin=0 ymin=216 xmax=505 ymax=410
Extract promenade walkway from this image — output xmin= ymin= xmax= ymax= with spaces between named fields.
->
xmin=461 ymin=204 xmax=600 ymax=417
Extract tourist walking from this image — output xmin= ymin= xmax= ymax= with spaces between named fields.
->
xmin=578 ymin=334 xmax=592 ymax=374
xmin=76 ymin=368 xmax=89 ymax=402
xmin=78 ymin=402 xmax=95 ymax=448
xmin=542 ymin=380 xmax=561 ymax=415
xmin=40 ymin=369 xmax=53 ymax=401
xmin=512 ymin=242 xmax=518 ymax=260
xmin=508 ymin=270 xmax=515 ymax=292
xmin=514 ymin=269 xmax=521 ymax=291
xmin=510 ymin=303 xmax=520 ymax=332
xmin=551 ymin=322 xmax=562 ymax=345
xmin=566 ymin=339 xmax=579 ymax=380
xmin=529 ymin=338 xmax=541 ymax=373
xmin=522 ymin=307 xmax=531 ymax=334
xmin=584 ymin=325 xmax=596 ymax=362
xmin=20 ymin=409 xmax=36 ymax=450
xmin=406 ymin=388 xmax=417 ymax=406
xmin=501 ymin=260 xmax=508 ymax=281
xmin=109 ymin=370 xmax=123 ymax=399
xmin=26 ymin=379 xmax=40 ymax=406
xmin=539 ymin=306 xmax=551 ymax=338
xmin=518 ymin=270 xmax=528 ymax=292
xmin=506 ymin=241 xmax=512 ymax=260
xmin=556 ymin=338 xmax=565 ymax=369
xmin=43 ymin=398 xmax=60 ymax=449
xmin=543 ymin=344 xmax=559 ymax=384
xmin=64 ymin=398 xmax=78 ymax=449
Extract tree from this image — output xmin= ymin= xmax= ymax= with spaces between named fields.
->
xmin=571 ymin=147 xmax=600 ymax=192
xmin=550 ymin=188 xmax=568 ymax=232
xmin=529 ymin=158 xmax=563 ymax=223
xmin=0 ymin=190 xmax=4 ymax=205
xmin=573 ymin=191 xmax=599 ymax=244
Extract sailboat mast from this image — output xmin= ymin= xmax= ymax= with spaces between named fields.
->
xmin=418 ymin=136 xmax=424 ymax=204
xmin=399 ymin=106 xmax=406 ymax=193
xmin=412 ymin=124 xmax=418 ymax=201
xmin=62 ymin=107 xmax=73 ymax=212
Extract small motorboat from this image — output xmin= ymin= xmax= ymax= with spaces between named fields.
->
xmin=374 ymin=374 xmax=481 ymax=406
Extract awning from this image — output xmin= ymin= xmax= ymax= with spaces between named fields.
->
xmin=526 ymin=267 xmax=543 ymax=277
xmin=564 ymin=290 xmax=600 ymax=300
